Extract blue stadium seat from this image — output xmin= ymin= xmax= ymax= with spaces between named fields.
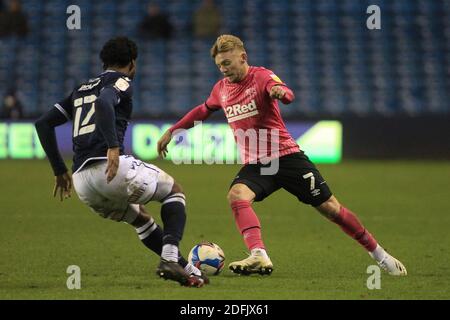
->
xmin=3 ymin=0 xmax=449 ymax=117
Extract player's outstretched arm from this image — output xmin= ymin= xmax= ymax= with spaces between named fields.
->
xmin=157 ymin=103 xmax=214 ymax=157
xmin=269 ymin=85 xmax=295 ymax=104
xmin=35 ymin=108 xmax=72 ymax=201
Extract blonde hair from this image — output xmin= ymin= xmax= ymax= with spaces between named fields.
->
xmin=210 ymin=34 xmax=246 ymax=58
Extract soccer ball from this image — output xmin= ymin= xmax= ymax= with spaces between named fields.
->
xmin=188 ymin=241 xmax=225 ymax=276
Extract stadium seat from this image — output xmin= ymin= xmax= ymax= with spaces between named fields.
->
xmin=1 ymin=0 xmax=448 ymax=118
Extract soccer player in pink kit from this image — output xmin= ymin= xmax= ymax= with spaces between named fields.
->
xmin=158 ymin=35 xmax=407 ymax=276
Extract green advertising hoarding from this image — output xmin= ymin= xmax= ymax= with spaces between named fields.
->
xmin=0 ymin=121 xmax=342 ymax=163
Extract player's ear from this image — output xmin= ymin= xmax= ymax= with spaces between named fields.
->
xmin=240 ymin=52 xmax=247 ymax=64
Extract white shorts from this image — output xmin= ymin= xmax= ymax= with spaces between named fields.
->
xmin=72 ymin=155 xmax=174 ymax=223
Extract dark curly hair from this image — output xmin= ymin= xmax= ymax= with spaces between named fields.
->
xmin=100 ymin=36 xmax=138 ymax=69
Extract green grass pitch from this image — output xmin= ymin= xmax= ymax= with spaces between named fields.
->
xmin=0 ymin=159 xmax=449 ymax=299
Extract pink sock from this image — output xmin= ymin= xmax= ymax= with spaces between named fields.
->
xmin=231 ymin=200 xmax=265 ymax=250
xmin=331 ymin=206 xmax=378 ymax=252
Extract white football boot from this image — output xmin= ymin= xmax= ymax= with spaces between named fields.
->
xmin=369 ymin=248 xmax=407 ymax=276
xmin=229 ymin=249 xmax=273 ymax=276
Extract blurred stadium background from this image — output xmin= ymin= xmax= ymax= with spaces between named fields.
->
xmin=0 ymin=0 xmax=449 ymax=118
xmin=0 ymin=0 xmax=449 ymax=300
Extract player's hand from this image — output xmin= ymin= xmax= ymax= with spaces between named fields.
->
xmin=157 ymin=130 xmax=172 ymax=158
xmin=269 ymin=85 xmax=286 ymax=100
xmin=53 ymin=172 xmax=72 ymax=201
xmin=105 ymin=147 xmax=120 ymax=184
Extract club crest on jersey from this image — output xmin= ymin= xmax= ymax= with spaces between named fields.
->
xmin=221 ymin=94 xmax=227 ymax=103
xmin=225 ymin=99 xmax=259 ymax=123
xmin=244 ymin=87 xmax=257 ymax=98
xmin=114 ymin=77 xmax=130 ymax=92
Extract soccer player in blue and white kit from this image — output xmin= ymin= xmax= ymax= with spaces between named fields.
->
xmin=35 ymin=37 xmax=207 ymax=287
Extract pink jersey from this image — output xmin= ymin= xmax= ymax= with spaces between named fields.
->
xmin=205 ymin=66 xmax=300 ymax=164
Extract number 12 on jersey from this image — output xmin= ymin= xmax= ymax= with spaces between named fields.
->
xmin=73 ymin=94 xmax=96 ymax=137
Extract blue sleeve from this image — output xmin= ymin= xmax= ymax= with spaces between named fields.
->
xmin=95 ymin=87 xmax=120 ymax=148
xmin=35 ymin=107 xmax=69 ymax=176
xmin=54 ymin=95 xmax=73 ymax=120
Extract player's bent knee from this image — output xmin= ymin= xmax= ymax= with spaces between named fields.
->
xmin=93 ymin=204 xmax=139 ymax=224
xmin=170 ymin=182 xmax=184 ymax=195
xmin=149 ymin=169 xmax=176 ymax=203
xmin=227 ymin=184 xmax=255 ymax=203
xmin=161 ymin=182 xmax=186 ymax=207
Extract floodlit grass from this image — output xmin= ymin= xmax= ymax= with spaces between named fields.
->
xmin=1 ymin=160 xmax=449 ymax=299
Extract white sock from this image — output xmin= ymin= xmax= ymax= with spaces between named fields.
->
xmin=251 ymin=248 xmax=269 ymax=259
xmin=184 ymin=263 xmax=201 ymax=276
xmin=161 ymin=244 xmax=178 ymax=262
xmin=369 ymin=244 xmax=386 ymax=262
